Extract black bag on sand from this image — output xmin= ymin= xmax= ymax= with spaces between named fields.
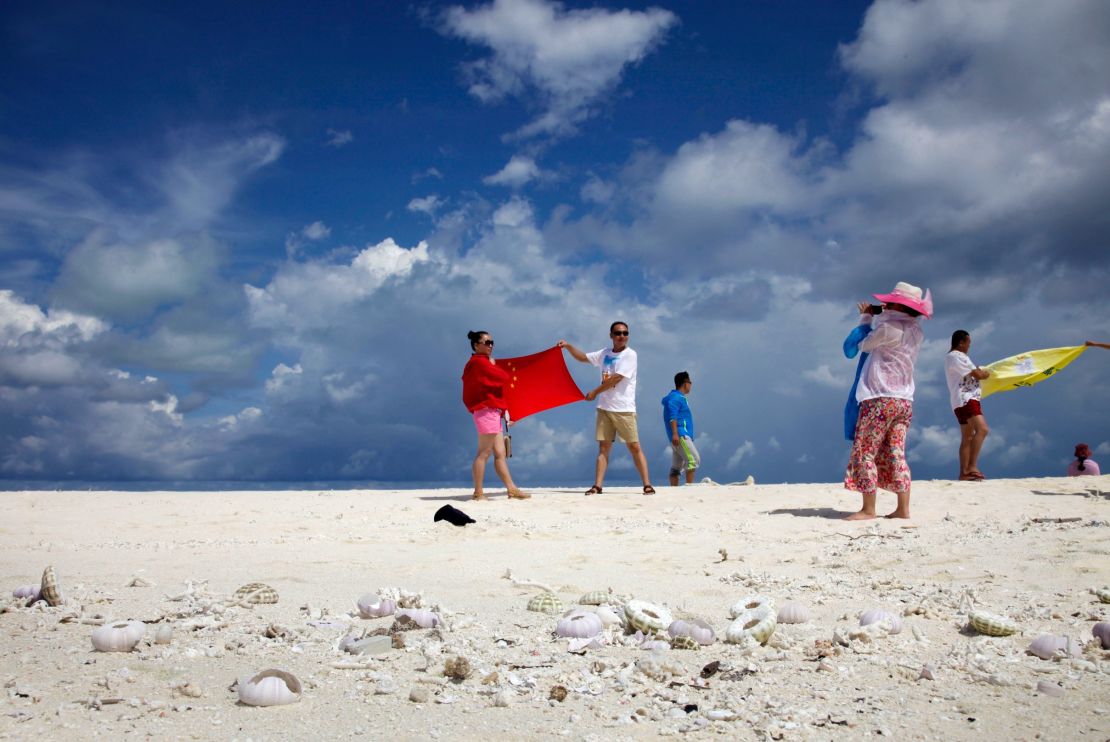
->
xmin=434 ymin=504 xmax=476 ymax=527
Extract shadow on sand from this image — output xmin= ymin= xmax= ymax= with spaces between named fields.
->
xmin=765 ymin=507 xmax=848 ymax=519
xmin=1031 ymin=488 xmax=1108 ymax=500
xmin=416 ymin=488 xmax=586 ymax=502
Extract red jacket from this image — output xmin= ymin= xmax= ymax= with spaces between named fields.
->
xmin=461 ymin=354 xmax=509 ymax=412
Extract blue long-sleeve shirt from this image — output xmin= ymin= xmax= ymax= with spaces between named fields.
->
xmin=661 ymin=390 xmax=694 ymax=439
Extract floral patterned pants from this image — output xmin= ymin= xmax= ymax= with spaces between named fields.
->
xmin=844 ymin=397 xmax=913 ymax=496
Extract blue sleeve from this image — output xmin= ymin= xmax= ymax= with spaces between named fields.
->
xmin=843 ymin=325 xmax=872 ymax=359
xmin=662 ymin=395 xmax=679 ymax=423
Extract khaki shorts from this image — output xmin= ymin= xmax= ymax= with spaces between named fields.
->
xmin=596 ymin=410 xmax=639 ymax=443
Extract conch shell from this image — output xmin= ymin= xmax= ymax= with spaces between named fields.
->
xmin=40 ymin=566 xmax=63 ymax=606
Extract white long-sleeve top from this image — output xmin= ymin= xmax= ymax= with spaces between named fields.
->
xmin=855 ymin=310 xmax=924 ymax=403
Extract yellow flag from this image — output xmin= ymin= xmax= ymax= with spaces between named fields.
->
xmin=980 ymin=346 xmax=1087 ymax=398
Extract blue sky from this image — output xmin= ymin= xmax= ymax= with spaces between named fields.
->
xmin=1 ymin=0 xmax=1108 ymax=485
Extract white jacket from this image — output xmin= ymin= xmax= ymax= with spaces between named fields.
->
xmin=855 ymin=310 xmax=924 ymax=403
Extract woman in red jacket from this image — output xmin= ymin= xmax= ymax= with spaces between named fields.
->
xmin=462 ymin=330 xmax=529 ymax=500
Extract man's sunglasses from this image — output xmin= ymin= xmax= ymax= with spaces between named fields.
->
xmin=611 ymin=330 xmax=629 ymax=336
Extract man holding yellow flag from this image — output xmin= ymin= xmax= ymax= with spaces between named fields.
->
xmin=945 ymin=330 xmax=991 ymax=481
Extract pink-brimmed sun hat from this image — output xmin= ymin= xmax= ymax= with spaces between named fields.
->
xmin=873 ymin=281 xmax=933 ymax=318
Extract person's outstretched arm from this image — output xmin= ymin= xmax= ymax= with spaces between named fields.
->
xmin=1086 ymin=340 xmax=1110 ymax=350
xmin=557 ymin=340 xmax=589 ymax=363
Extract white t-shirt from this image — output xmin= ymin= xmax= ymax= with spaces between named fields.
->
xmin=585 ymin=347 xmax=638 ymax=412
xmin=945 ymin=350 xmax=981 ymax=410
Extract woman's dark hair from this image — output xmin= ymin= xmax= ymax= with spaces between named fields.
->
xmin=610 ymin=321 xmax=628 ymax=334
xmin=951 ymin=330 xmax=970 ymax=350
xmin=1076 ymin=443 xmax=1091 ymax=471
xmin=467 ymin=330 xmax=489 ymax=351
xmin=674 ymin=371 xmax=690 ymax=389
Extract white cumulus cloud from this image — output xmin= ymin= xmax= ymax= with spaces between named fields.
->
xmin=483 ymin=155 xmax=541 ymax=187
xmin=440 ymin=0 xmax=677 ymax=138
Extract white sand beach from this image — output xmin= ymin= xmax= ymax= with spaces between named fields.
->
xmin=2 ymin=476 xmax=1108 ymax=740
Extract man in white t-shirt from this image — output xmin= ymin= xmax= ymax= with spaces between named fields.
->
xmin=944 ymin=330 xmax=991 ymax=481
xmin=558 ymin=321 xmax=655 ymax=496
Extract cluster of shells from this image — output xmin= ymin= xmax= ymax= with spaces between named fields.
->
xmin=9 ymin=565 xmax=1110 ymax=716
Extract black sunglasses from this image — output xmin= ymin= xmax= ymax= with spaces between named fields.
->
xmin=611 ymin=330 xmax=629 ymax=336
xmin=480 ymin=339 xmax=495 ymax=347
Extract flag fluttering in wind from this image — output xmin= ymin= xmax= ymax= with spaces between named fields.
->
xmin=499 ymin=346 xmax=585 ymax=421
xmin=981 ymin=345 xmax=1088 ymax=398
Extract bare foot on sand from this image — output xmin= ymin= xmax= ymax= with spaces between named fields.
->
xmin=507 ymin=489 xmax=531 ymax=500
xmin=471 ymin=493 xmax=488 ymax=501
xmin=884 ymin=510 xmax=910 ymax=519
xmin=845 ymin=510 xmax=876 ymax=520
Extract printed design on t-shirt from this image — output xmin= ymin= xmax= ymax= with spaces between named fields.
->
xmin=958 ymin=374 xmax=980 ymax=404
xmin=601 ymin=354 xmax=617 ymax=379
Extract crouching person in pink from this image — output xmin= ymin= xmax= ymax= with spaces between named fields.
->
xmin=844 ymin=282 xmax=932 ymax=520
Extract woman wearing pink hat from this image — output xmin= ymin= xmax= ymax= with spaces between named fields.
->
xmin=1068 ymin=443 xmax=1100 ymax=477
xmin=844 ymin=281 xmax=932 ymax=520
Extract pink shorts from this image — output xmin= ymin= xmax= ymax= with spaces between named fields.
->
xmin=472 ymin=407 xmax=503 ymax=435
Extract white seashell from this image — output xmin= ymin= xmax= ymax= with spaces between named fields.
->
xmin=859 ymin=609 xmax=902 ymax=635
xmin=776 ymin=602 xmax=810 ymax=625
xmin=728 ymin=594 xmax=775 ymax=619
xmin=357 ymin=594 xmax=397 ymax=619
xmin=968 ymin=609 xmax=1018 ymax=636
xmin=595 ymin=605 xmax=623 ymax=628
xmin=1092 ymin=586 xmax=1110 ymax=604
xmin=556 ymin=610 xmax=604 ymax=639
xmin=667 ymin=618 xmax=716 ymax=645
xmin=91 ymin=620 xmax=146 ymax=652
xmin=725 ymin=604 xmax=776 ymax=645
xmin=1036 ymin=680 xmax=1064 ymax=696
xmin=640 ymin=639 xmax=670 ymax=651
xmin=396 ymin=609 xmax=439 ymax=628
xmin=1093 ymin=622 xmax=1110 ymax=649
xmin=40 ymin=566 xmax=63 ymax=606
xmin=154 ymin=625 xmax=174 ymax=645
xmin=237 ymin=669 xmax=302 ymax=707
xmin=1026 ymin=634 xmax=1080 ymax=660
xmin=624 ymin=600 xmax=673 ymax=635
xmin=527 ymin=592 xmax=564 ymax=614
xmin=12 ymin=585 xmax=39 ymax=600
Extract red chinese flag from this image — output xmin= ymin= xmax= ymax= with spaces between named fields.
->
xmin=498 ymin=346 xmax=585 ymax=421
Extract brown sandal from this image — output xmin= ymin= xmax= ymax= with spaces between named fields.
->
xmin=584 ymin=486 xmax=602 ymax=496
xmin=642 ymin=485 xmax=656 ymax=495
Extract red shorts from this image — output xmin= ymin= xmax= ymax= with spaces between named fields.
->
xmin=954 ymin=399 xmax=983 ymax=425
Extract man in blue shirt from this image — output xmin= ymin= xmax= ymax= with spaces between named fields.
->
xmin=662 ymin=371 xmax=700 ymax=486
